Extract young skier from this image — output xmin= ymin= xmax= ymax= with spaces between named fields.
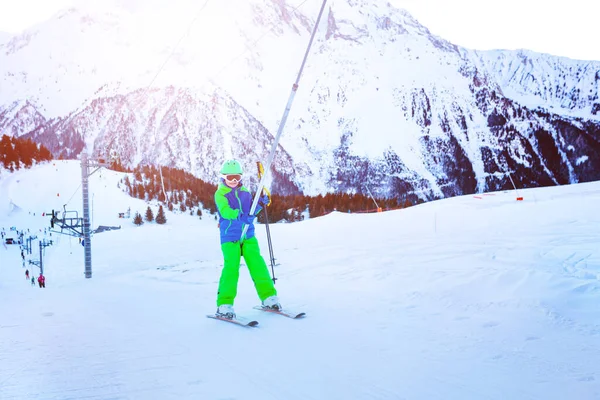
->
xmin=214 ymin=159 xmax=280 ymax=319
xmin=25 ymin=269 xmax=29 ymax=279
xmin=38 ymin=274 xmax=45 ymax=288
xmin=31 ymin=276 xmax=35 ymax=286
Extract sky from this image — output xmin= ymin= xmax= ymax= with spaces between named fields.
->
xmin=0 ymin=0 xmax=598 ymax=61
xmin=390 ymin=0 xmax=600 ymax=61
xmin=1 ymin=161 xmax=599 ymax=399
xmin=0 ymin=0 xmax=74 ymax=32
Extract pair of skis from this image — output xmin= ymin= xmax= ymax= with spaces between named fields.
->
xmin=207 ymin=306 xmax=306 ymax=327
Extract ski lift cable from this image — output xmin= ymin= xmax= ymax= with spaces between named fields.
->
xmin=208 ymin=0 xmax=312 ymax=81
xmin=104 ymin=0 xmax=211 ymax=154
xmin=104 ymin=0 xmax=313 ymax=157
xmin=240 ymin=0 xmax=328 ymax=240
xmin=144 ymin=0 xmax=211 ymax=91
xmin=144 ymin=0 xmax=311 ymax=90
xmin=64 ymin=184 xmax=82 ymax=208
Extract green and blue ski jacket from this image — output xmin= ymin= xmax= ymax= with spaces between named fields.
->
xmin=215 ymin=180 xmax=257 ymax=244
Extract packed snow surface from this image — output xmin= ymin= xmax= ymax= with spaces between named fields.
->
xmin=1 ymin=161 xmax=599 ymax=399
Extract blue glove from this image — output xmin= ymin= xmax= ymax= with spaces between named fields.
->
xmin=258 ymin=194 xmax=270 ymax=207
xmin=240 ymin=213 xmax=256 ymax=225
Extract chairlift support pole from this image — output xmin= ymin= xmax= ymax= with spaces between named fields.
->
xmin=81 ymin=151 xmax=108 ymax=278
xmin=39 ymin=241 xmax=44 ymax=275
xmin=241 ymin=0 xmax=328 ymax=240
xmin=28 ymin=239 xmax=52 ymax=275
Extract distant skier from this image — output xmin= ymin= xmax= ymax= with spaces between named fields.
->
xmin=213 ymin=159 xmax=280 ymax=319
xmin=31 ymin=276 xmax=35 ymax=286
xmin=38 ymin=274 xmax=45 ymax=288
xmin=25 ymin=269 xmax=29 ymax=279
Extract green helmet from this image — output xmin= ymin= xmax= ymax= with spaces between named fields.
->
xmin=220 ymin=159 xmax=243 ymax=175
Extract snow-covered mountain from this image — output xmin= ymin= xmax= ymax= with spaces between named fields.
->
xmin=1 ymin=0 xmax=599 ymax=200
xmin=470 ymin=49 xmax=600 ymax=116
xmin=24 ymin=85 xmax=301 ymax=192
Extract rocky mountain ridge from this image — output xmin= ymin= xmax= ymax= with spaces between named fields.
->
xmin=1 ymin=0 xmax=599 ymax=200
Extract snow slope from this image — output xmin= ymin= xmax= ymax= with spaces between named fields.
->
xmin=1 ymin=161 xmax=599 ymax=399
xmin=0 ymin=31 xmax=9 ymax=45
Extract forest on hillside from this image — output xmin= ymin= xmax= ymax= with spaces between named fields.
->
xmin=0 ymin=135 xmax=53 ymax=170
xmin=0 ymin=134 xmax=415 ymax=222
xmin=120 ymin=165 xmax=412 ymax=222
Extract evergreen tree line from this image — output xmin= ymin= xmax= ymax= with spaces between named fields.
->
xmin=0 ymin=134 xmax=53 ymax=170
xmin=119 ymin=165 xmax=412 ymax=223
xmin=256 ymin=193 xmax=409 ymax=223
xmin=133 ymin=205 xmax=167 ymax=226
xmin=120 ymin=165 xmax=217 ymax=217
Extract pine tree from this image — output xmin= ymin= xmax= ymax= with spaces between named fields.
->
xmin=0 ymin=135 xmax=16 ymax=170
xmin=145 ymin=206 xmax=154 ymax=222
xmin=133 ymin=212 xmax=144 ymax=225
xmin=123 ymin=176 xmax=132 ymax=191
xmin=155 ymin=205 xmax=167 ymax=224
xmin=109 ymin=158 xmax=126 ymax=172
xmin=38 ymin=143 xmax=53 ymax=161
xmin=137 ymin=184 xmax=146 ymax=200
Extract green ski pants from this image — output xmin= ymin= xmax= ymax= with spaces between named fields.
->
xmin=217 ymin=236 xmax=277 ymax=306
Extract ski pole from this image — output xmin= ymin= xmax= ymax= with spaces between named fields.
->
xmin=257 ymin=162 xmax=277 ymax=284
xmin=262 ymin=206 xmax=277 ymax=284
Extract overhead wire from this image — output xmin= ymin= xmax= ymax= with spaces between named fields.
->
xmin=207 ymin=0 xmax=313 ymax=81
xmin=104 ymin=0 xmax=211 ymax=154
xmin=143 ymin=0 xmax=212 ymax=92
xmin=64 ymin=184 xmax=82 ymax=209
xmin=105 ymin=0 xmax=316 ymax=169
xmin=143 ymin=0 xmax=314 ymax=87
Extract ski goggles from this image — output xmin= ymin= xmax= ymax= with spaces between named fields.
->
xmin=223 ymin=174 xmax=242 ymax=182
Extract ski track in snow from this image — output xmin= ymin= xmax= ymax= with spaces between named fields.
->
xmin=0 ymin=162 xmax=599 ymax=399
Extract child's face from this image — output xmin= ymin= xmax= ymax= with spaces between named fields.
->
xmin=224 ymin=174 xmax=242 ymax=188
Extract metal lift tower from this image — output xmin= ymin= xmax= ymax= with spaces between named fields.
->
xmin=48 ymin=153 xmax=120 ymax=279
xmin=81 ymin=152 xmax=108 ymax=278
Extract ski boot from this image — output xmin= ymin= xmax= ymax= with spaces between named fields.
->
xmin=216 ymin=304 xmax=236 ymax=319
xmin=262 ymin=295 xmax=282 ymax=311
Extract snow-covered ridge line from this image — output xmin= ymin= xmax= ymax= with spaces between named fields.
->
xmin=1 ymin=0 xmax=599 ymax=201
xmin=471 ymin=49 xmax=600 ymax=117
